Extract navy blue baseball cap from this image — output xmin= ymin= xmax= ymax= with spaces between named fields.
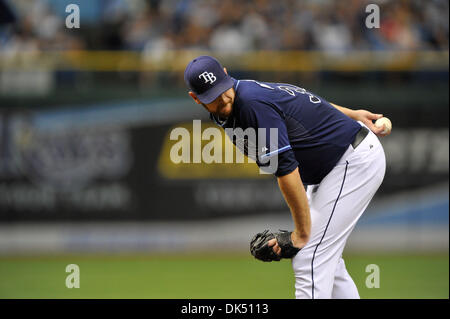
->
xmin=184 ymin=56 xmax=234 ymax=104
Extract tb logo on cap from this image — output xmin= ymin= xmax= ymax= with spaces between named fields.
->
xmin=199 ymin=71 xmax=216 ymax=84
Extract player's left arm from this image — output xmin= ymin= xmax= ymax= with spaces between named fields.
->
xmin=268 ymin=167 xmax=310 ymax=255
xmin=330 ymin=102 xmax=389 ymax=137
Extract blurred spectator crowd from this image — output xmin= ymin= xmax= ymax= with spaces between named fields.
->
xmin=0 ymin=0 xmax=449 ymax=55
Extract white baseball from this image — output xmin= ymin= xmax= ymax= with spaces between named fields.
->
xmin=375 ymin=117 xmax=392 ymax=134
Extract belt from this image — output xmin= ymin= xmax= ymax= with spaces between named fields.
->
xmin=351 ymin=126 xmax=369 ymax=149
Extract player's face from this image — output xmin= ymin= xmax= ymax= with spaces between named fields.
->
xmin=203 ymin=88 xmax=235 ymax=118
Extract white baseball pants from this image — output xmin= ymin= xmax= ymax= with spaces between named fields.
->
xmin=292 ymin=125 xmax=386 ymax=299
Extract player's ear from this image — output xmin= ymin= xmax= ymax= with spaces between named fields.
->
xmin=188 ymin=91 xmax=202 ymax=105
xmin=223 ymin=67 xmax=228 ymax=75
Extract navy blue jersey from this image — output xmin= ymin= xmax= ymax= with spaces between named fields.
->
xmin=211 ymin=78 xmax=362 ymax=185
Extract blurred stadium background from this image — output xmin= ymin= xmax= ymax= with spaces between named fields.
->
xmin=0 ymin=0 xmax=448 ymax=298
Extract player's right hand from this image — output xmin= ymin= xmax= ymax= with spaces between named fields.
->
xmin=354 ymin=109 xmax=389 ymax=137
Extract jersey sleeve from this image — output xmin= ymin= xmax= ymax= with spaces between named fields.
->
xmin=238 ymin=99 xmax=299 ymax=177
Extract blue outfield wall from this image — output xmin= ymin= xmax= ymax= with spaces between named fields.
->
xmin=360 ymin=188 xmax=449 ymax=227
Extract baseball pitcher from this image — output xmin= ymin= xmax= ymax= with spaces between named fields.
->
xmin=185 ymin=56 xmax=389 ymax=299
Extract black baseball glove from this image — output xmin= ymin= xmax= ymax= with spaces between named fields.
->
xmin=250 ymin=229 xmax=301 ymax=262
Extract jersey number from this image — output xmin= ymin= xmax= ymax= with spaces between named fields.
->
xmin=244 ymin=80 xmax=321 ymax=104
xmin=277 ymin=85 xmax=321 ymax=104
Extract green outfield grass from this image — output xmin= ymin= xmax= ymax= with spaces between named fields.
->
xmin=0 ymin=253 xmax=448 ymax=299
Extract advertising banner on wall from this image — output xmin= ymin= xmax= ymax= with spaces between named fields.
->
xmin=0 ymin=106 xmax=448 ymax=222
